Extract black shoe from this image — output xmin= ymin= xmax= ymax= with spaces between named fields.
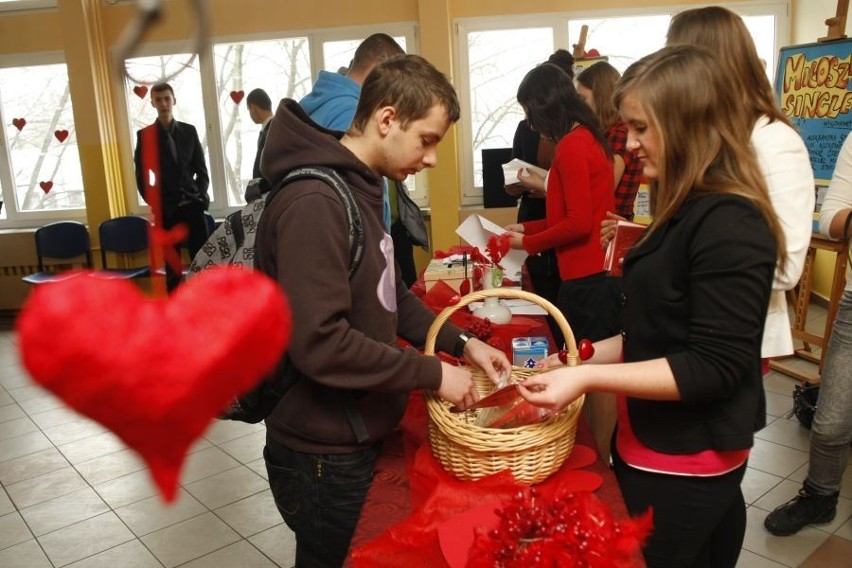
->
xmin=764 ymin=485 xmax=838 ymax=536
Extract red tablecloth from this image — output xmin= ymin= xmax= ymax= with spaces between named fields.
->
xmin=346 ymin=392 xmax=645 ymax=567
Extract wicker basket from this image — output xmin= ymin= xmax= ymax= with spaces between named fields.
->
xmin=424 ymin=288 xmax=584 ymax=484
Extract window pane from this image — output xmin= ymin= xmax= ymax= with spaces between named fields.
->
xmin=742 ymin=15 xmax=778 ymax=80
xmin=214 ymin=37 xmax=312 ymax=205
xmin=568 ymin=16 xmax=670 ymax=74
xmin=0 ymin=62 xmax=84 ymax=213
xmin=124 ymin=54 xmax=209 ymax=205
xmin=467 ymin=28 xmax=553 ymax=188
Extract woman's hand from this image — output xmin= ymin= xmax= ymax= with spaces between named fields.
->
xmin=462 ymin=337 xmax=512 ymax=386
xmin=517 ymin=168 xmax=546 ymax=198
xmin=517 ymin=366 xmax=588 ymax=412
xmin=503 ymin=231 xmax=525 ymax=249
xmin=600 ymin=211 xmax=626 ymax=250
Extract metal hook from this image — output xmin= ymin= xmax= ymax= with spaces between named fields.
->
xmin=115 ymin=0 xmax=209 ymax=86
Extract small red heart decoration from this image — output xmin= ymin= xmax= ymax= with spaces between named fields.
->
xmin=578 ymin=338 xmax=595 ymax=361
xmin=39 ymin=181 xmax=53 ymax=193
xmin=133 ymin=85 xmax=148 ymax=99
xmin=229 ymin=90 xmax=245 ymax=104
xmin=12 ymin=117 xmax=26 ymax=131
xmin=54 ymin=129 xmax=69 ymax=143
xmin=17 ymin=267 xmax=291 ymax=502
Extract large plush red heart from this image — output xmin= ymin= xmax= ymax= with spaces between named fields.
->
xmin=54 ymin=129 xmax=69 ymax=143
xmin=17 ymin=266 xmax=291 ymax=502
xmin=39 ymin=181 xmax=53 ymax=193
xmin=12 ymin=117 xmax=26 ymax=131
xmin=229 ymin=90 xmax=245 ymax=104
xmin=133 ymin=85 xmax=148 ymax=99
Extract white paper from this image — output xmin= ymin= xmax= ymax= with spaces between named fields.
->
xmin=468 ymin=299 xmax=548 ymax=316
xmin=501 ymin=159 xmax=548 ymax=185
xmin=455 ymin=215 xmax=527 ymax=278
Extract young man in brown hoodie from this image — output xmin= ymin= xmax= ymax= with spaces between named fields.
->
xmin=257 ymin=54 xmax=511 ymax=567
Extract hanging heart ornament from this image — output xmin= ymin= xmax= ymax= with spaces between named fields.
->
xmin=133 ymin=85 xmax=149 ymax=99
xmin=16 ymin=266 xmax=292 ymax=502
xmin=12 ymin=117 xmax=26 ymax=131
xmin=54 ymin=130 xmax=69 ymax=143
xmin=39 ymin=181 xmax=53 ymax=193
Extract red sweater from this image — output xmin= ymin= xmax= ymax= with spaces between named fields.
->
xmin=522 ymin=127 xmax=614 ymax=281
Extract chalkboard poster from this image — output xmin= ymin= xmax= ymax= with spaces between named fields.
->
xmin=775 ymin=39 xmax=852 ymax=184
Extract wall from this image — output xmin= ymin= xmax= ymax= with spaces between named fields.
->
xmin=0 ymin=0 xmax=837 ymax=310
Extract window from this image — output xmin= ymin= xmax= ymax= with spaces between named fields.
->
xmin=455 ymin=2 xmax=789 ymax=205
xmin=118 ymin=25 xmax=418 ymax=219
xmin=0 ymin=59 xmax=84 ymax=225
xmin=213 ymin=37 xmax=312 ymax=206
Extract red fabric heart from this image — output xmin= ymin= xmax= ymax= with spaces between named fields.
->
xmin=12 ymin=117 xmax=26 ymax=131
xmin=39 ymin=181 xmax=53 ymax=193
xmin=16 ymin=266 xmax=292 ymax=502
xmin=54 ymin=129 xmax=69 ymax=143
xmin=133 ymin=85 xmax=148 ymax=99
xmin=229 ymin=90 xmax=245 ymax=104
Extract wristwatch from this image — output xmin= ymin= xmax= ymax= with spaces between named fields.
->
xmin=453 ymin=331 xmax=476 ymax=357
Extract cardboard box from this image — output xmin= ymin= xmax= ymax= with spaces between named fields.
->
xmin=423 ymin=259 xmax=473 ymax=293
xmin=512 ymin=336 xmax=549 ymax=368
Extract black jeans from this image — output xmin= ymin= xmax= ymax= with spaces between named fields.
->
xmin=612 ymin=443 xmax=747 ymax=568
xmin=163 ymin=202 xmax=208 ymax=291
xmin=264 ymin=439 xmax=378 ymax=568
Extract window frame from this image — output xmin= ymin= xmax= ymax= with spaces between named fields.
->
xmin=453 ymin=1 xmax=790 ymax=206
xmin=117 ymin=23 xmax=420 ymax=220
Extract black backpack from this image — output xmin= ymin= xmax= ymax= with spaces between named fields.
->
xmin=187 ymin=166 xmax=364 ymax=423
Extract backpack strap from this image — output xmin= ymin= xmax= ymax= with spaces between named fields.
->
xmin=275 ymin=166 xmax=365 ymax=279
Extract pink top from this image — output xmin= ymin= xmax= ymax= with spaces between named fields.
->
xmin=615 ymin=396 xmax=749 ymax=476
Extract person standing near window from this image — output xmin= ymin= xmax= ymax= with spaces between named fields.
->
xmin=134 ymin=82 xmax=210 ymax=291
xmin=244 ymin=88 xmax=274 ymax=201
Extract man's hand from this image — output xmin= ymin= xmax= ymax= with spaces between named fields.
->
xmin=463 ymin=337 xmax=512 ymax=385
xmin=437 ymin=362 xmax=478 ymax=410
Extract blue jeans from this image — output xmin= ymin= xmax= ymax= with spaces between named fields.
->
xmin=264 ymin=439 xmax=378 ymax=568
xmin=808 ymin=290 xmax=852 ymax=495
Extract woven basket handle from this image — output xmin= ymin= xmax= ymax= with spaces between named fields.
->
xmin=424 ymin=288 xmax=579 ymax=367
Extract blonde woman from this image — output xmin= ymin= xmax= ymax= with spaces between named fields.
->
xmin=520 ymin=46 xmax=785 ymax=568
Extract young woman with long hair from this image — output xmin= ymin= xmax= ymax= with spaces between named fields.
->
xmin=576 ymin=61 xmax=644 ymax=220
xmin=504 ymin=62 xmax=618 ymax=343
xmin=518 ymin=45 xmax=785 ymax=568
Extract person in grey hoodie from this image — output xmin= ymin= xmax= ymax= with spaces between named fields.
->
xmin=258 ymin=54 xmax=511 ymax=568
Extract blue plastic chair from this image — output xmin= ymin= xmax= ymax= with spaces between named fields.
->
xmin=98 ymin=216 xmax=150 ymax=279
xmin=22 ymin=221 xmax=93 ymax=284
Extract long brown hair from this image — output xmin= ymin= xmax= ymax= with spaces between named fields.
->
xmin=517 ymin=63 xmax=610 ymax=156
xmin=576 ymin=61 xmax=621 ymax=129
xmin=614 ymin=45 xmax=786 ymax=269
xmin=666 ymin=6 xmax=789 ymax=127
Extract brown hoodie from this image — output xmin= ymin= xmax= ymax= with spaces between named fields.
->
xmin=257 ymin=99 xmax=462 ymax=453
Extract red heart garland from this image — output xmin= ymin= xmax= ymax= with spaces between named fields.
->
xmin=12 ymin=117 xmax=26 ymax=131
xmin=133 ymin=85 xmax=148 ymax=99
xmin=229 ymin=90 xmax=245 ymax=104
xmin=39 ymin=181 xmax=53 ymax=193
xmin=54 ymin=129 xmax=69 ymax=143
xmin=16 ymin=266 xmax=292 ymax=502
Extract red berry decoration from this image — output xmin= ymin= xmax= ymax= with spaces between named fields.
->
xmin=466 ymin=317 xmax=493 ymax=340
xmin=578 ymin=339 xmax=595 ymax=361
xmin=466 ymin=489 xmax=652 ymax=568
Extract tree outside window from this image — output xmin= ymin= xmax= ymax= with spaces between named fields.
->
xmin=0 ymin=62 xmax=83 ymax=220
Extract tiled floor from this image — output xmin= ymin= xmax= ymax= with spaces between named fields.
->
xmin=0 ymin=303 xmax=850 ymax=567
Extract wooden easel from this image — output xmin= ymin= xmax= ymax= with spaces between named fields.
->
xmin=820 ymin=0 xmax=848 ymax=41
xmin=769 ymin=1 xmax=851 ymax=384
